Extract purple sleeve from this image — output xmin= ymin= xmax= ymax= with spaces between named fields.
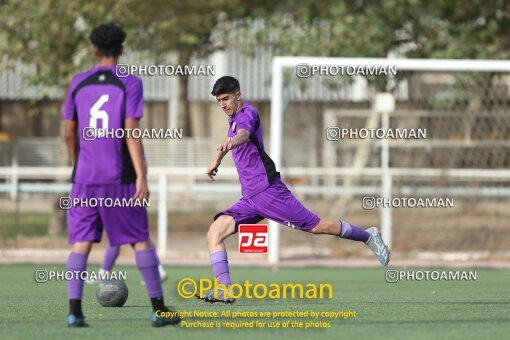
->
xmin=125 ymin=77 xmax=143 ymax=119
xmin=236 ymin=108 xmax=257 ymax=134
xmin=61 ymin=81 xmax=76 ymax=120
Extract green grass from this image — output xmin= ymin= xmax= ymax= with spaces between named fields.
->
xmin=0 ymin=212 xmax=50 ymax=239
xmin=0 ymin=265 xmax=509 ymax=339
xmin=0 ymin=211 xmax=213 ymax=240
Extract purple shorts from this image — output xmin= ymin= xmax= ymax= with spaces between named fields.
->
xmin=214 ymin=177 xmax=320 ymax=232
xmin=67 ymin=183 xmax=149 ymax=246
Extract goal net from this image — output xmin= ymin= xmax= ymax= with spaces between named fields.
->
xmin=268 ymin=57 xmax=510 ymax=264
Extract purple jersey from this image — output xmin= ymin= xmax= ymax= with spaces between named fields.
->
xmin=62 ymin=65 xmax=143 ymax=184
xmin=228 ymin=102 xmax=278 ymax=197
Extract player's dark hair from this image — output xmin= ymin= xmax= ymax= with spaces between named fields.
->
xmin=89 ymin=23 xmax=126 ymax=57
xmin=211 ymin=76 xmax=240 ymax=96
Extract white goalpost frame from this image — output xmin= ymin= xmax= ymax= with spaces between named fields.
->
xmin=269 ymin=56 xmax=510 ymax=265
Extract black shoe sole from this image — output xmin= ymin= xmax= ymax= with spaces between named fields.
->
xmin=196 ymin=293 xmax=235 ymax=304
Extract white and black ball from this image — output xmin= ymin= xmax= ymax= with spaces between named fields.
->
xmin=96 ymin=280 xmax=128 ymax=307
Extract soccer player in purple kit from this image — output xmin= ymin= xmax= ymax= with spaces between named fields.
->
xmin=62 ymin=23 xmax=179 ymax=327
xmin=199 ymin=76 xmax=390 ymax=303
xmin=84 ymin=157 xmax=169 ymax=285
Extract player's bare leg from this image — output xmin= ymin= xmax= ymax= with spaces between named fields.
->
xmin=206 ymin=215 xmax=236 ymax=253
xmin=307 ymin=219 xmax=341 ymax=235
xmin=198 ymin=215 xmax=236 ymax=303
xmin=309 ymin=219 xmax=390 ymax=266
xmin=67 ymin=241 xmax=93 ymax=327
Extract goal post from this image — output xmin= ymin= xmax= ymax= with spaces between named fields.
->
xmin=268 ymin=56 xmax=510 ymax=265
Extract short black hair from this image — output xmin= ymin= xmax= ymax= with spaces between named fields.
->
xmin=211 ymin=76 xmax=240 ymax=96
xmin=89 ymin=23 xmax=126 ymax=57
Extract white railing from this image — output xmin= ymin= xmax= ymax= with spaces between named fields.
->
xmin=1 ymin=166 xmax=510 ymax=257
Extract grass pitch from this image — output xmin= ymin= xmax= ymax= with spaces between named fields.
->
xmin=1 ymin=264 xmax=509 ymax=340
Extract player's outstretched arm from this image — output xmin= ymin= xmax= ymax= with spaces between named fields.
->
xmin=143 ymin=159 xmax=148 ymax=176
xmin=219 ymin=129 xmax=250 ymax=151
xmin=206 ymin=137 xmax=229 ymax=181
xmin=206 ymin=149 xmax=227 ymax=181
xmin=206 ymin=129 xmax=250 ymax=181
xmin=125 ymin=118 xmax=149 ymax=200
xmin=64 ymin=120 xmax=78 ymax=165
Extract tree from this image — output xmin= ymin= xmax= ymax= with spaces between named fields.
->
xmin=0 ymin=0 xmax=276 ymax=131
xmin=226 ymin=0 xmax=510 ymax=58
xmin=223 ymin=0 xmax=510 ymax=90
xmin=0 ymin=0 xmax=276 ymax=236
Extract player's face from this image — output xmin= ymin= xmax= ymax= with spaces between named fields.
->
xmin=216 ymin=92 xmax=241 ymax=116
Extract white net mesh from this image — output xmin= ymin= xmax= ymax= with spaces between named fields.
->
xmin=274 ymin=64 xmax=510 ymax=259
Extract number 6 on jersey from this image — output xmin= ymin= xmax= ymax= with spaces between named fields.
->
xmin=89 ymin=94 xmax=109 ymax=138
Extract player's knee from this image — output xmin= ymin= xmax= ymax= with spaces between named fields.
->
xmin=72 ymin=241 xmax=93 ymax=255
xmin=206 ymin=227 xmax=218 ymax=243
xmin=206 ymin=222 xmax=222 ymax=244
xmin=207 ymin=215 xmax=234 ymax=244
xmin=308 ymin=221 xmax=327 ymax=235
xmin=308 ymin=225 xmax=322 ymax=235
xmin=133 ymin=240 xmax=151 ymax=251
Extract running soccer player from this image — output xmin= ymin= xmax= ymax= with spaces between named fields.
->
xmin=199 ymin=76 xmax=390 ymax=303
xmin=62 ymin=23 xmax=179 ymax=327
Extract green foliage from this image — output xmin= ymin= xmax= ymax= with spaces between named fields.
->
xmin=221 ymin=0 xmax=510 ymax=91
xmin=227 ymin=0 xmax=510 ymax=59
xmin=0 ymin=0 xmax=276 ymax=98
xmin=1 ymin=0 xmax=510 ymax=98
xmin=0 ymin=0 xmax=131 ymax=96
